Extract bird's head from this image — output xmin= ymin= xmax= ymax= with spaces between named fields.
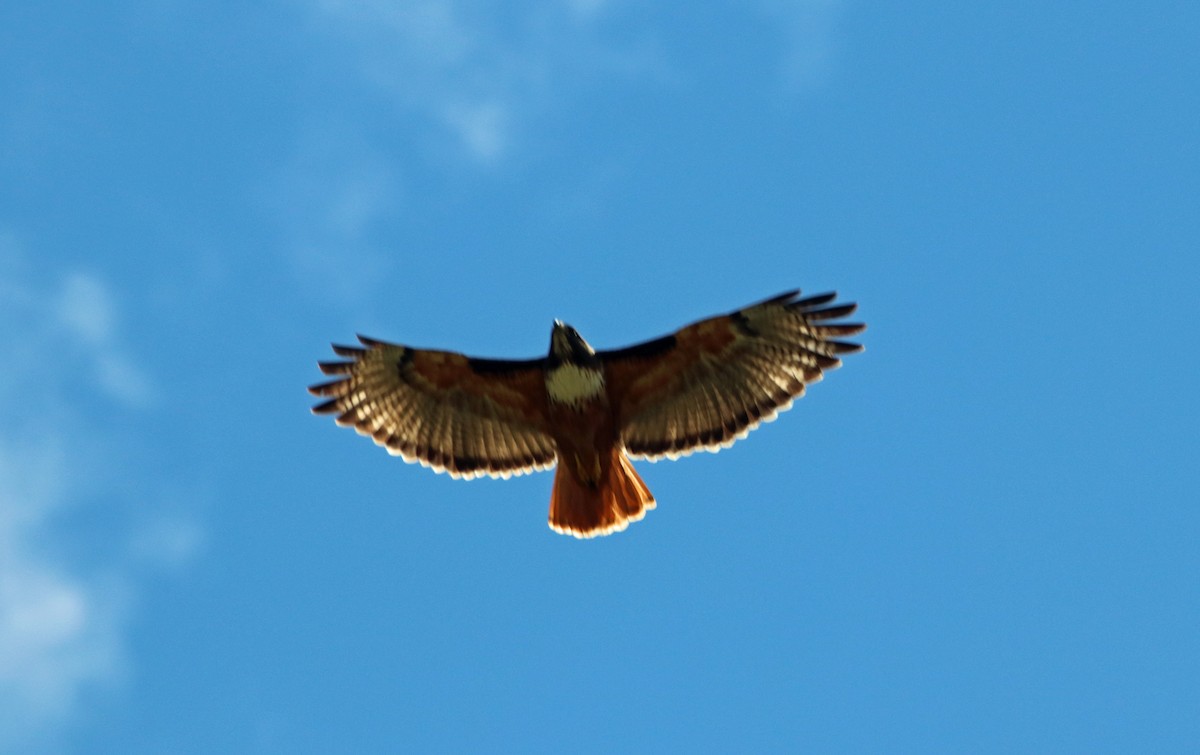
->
xmin=549 ymin=320 xmax=597 ymax=366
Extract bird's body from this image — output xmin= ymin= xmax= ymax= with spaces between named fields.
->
xmin=310 ymin=290 xmax=864 ymax=538
xmin=540 ymin=321 xmax=655 ymax=536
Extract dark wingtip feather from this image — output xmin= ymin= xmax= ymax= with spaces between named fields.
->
xmin=805 ymin=302 xmax=858 ymax=321
xmin=357 ymin=334 xmax=389 ymax=348
xmin=789 ymin=291 xmax=838 ymax=310
xmin=764 ymin=289 xmax=802 ymax=305
xmin=308 ymin=379 xmax=347 ymax=397
xmin=830 ymin=322 xmax=866 ymax=336
xmin=828 ymin=340 xmax=865 ymax=354
xmin=318 ymin=360 xmax=355 ymax=375
xmin=332 ymin=343 xmax=366 ymax=357
xmin=311 ymin=397 xmax=343 ymax=414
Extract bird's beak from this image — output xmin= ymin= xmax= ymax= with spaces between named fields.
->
xmin=551 ymin=321 xmax=570 ymax=355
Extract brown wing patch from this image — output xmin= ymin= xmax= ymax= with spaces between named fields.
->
xmin=601 ymin=290 xmax=865 ymax=460
xmin=310 ymin=337 xmax=557 ymax=479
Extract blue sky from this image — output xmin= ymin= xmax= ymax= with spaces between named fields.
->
xmin=2 ymin=1 xmax=1197 ymax=752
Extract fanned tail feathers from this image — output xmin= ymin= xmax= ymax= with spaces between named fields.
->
xmin=549 ymin=450 xmax=656 ymax=538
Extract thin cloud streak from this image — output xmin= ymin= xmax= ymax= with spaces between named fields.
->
xmin=762 ymin=0 xmax=845 ymax=92
xmin=262 ymin=126 xmax=402 ymax=301
xmin=274 ymin=1 xmax=844 ymax=294
xmin=301 ymin=0 xmax=665 ymax=162
xmin=0 ymin=410 xmax=126 ymax=751
xmin=302 ymin=0 xmax=844 ymax=160
xmin=0 ymin=236 xmax=192 ymax=749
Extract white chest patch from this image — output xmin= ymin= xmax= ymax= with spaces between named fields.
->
xmin=546 ymin=364 xmax=605 ymax=407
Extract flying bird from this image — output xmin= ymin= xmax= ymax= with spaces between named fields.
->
xmin=309 ymin=290 xmax=864 ymax=538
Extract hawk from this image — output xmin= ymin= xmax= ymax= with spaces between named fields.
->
xmin=309 ymin=290 xmax=864 ymax=538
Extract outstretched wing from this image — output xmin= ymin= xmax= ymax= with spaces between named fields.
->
xmin=600 ymin=291 xmax=865 ymax=460
xmin=309 ymin=337 xmax=557 ymax=479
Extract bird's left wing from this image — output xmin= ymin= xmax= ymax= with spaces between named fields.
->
xmin=309 ymin=337 xmax=557 ymax=479
xmin=600 ymin=291 xmax=865 ymax=461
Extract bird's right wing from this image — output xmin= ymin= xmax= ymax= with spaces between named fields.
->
xmin=310 ymin=337 xmax=558 ymax=479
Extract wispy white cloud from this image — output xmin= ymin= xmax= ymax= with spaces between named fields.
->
xmin=262 ymin=125 xmax=403 ymax=300
xmin=127 ymin=514 xmax=205 ymax=570
xmin=273 ymin=1 xmax=844 ymax=289
xmin=0 ymin=435 xmax=126 ymax=744
xmin=53 ymin=273 xmax=115 ymax=347
xmin=566 ymin=0 xmax=609 ymax=19
xmin=301 ymin=0 xmax=665 ymax=162
xmin=52 ymin=271 xmax=159 ymax=409
xmin=0 ymin=251 xmax=158 ymax=413
xmin=301 ymin=0 xmax=845 ymax=162
xmin=0 ymin=233 xmax=195 ymax=750
xmin=0 ymin=408 xmax=123 ymax=753
xmin=760 ymin=0 xmax=845 ymax=92
xmin=441 ymin=98 xmax=510 ymax=163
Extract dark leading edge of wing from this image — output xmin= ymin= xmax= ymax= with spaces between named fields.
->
xmin=605 ymin=290 xmax=865 ymax=461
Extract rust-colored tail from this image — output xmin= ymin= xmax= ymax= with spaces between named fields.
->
xmin=548 ymin=450 xmax=656 ymax=538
